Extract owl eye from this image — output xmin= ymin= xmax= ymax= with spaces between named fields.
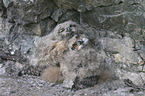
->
xmin=71 ymin=43 xmax=78 ymax=50
xmin=59 ymin=28 xmax=65 ymax=33
xmin=74 ymin=45 xmax=77 ymax=48
xmin=76 ymin=35 xmax=80 ymax=39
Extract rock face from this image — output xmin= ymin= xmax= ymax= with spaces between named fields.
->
xmin=0 ymin=0 xmax=145 ymax=94
xmin=53 ymin=0 xmax=124 ymax=12
xmin=6 ymin=0 xmax=58 ymax=25
xmin=23 ymin=18 xmax=56 ymax=36
xmin=101 ymin=37 xmax=143 ymax=65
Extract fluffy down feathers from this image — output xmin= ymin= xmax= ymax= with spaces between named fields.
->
xmin=41 ymin=66 xmax=64 ymax=84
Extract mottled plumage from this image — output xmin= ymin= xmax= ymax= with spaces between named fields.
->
xmin=18 ymin=65 xmax=46 ymax=76
xmin=72 ymin=75 xmax=99 ymax=90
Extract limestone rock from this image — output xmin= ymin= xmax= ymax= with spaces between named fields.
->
xmin=101 ymin=37 xmax=143 ymax=64
xmin=23 ymin=18 xmax=56 ymax=36
xmin=53 ymin=0 xmax=123 ymax=11
xmin=0 ymin=17 xmax=10 ymax=40
xmin=53 ymin=0 xmax=79 ymax=10
xmin=58 ymin=10 xmax=80 ymax=24
xmin=81 ymin=1 xmax=145 ymax=40
xmin=116 ymin=69 xmax=145 ymax=86
xmin=51 ymin=9 xmax=65 ymax=22
xmin=6 ymin=0 xmax=58 ymax=25
xmin=5 ymin=24 xmax=36 ymax=55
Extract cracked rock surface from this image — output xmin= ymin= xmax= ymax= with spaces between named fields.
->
xmin=1 ymin=76 xmax=144 ymax=96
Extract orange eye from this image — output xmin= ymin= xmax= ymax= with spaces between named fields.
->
xmin=59 ymin=28 xmax=65 ymax=33
xmin=77 ymin=37 xmax=80 ymax=39
xmin=74 ymin=45 xmax=77 ymax=48
xmin=71 ymin=43 xmax=77 ymax=50
xmin=76 ymin=35 xmax=80 ymax=39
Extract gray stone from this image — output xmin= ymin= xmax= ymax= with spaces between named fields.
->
xmin=0 ymin=17 xmax=9 ymax=40
xmin=12 ymin=28 xmax=36 ymax=54
xmin=1 ymin=18 xmax=55 ymax=55
xmin=53 ymin=0 xmax=123 ymax=12
xmin=24 ymin=18 xmax=56 ymax=36
xmin=58 ymin=10 xmax=80 ymax=24
xmin=53 ymin=0 xmax=79 ymax=10
xmin=81 ymin=4 xmax=126 ymax=31
xmin=101 ymin=37 xmax=143 ymax=65
xmin=3 ymin=0 xmax=13 ymax=8
xmin=102 ymin=87 xmax=145 ymax=96
xmin=77 ymin=5 xmax=87 ymax=12
xmin=116 ymin=69 xmax=145 ymax=86
xmin=0 ymin=76 xmax=134 ymax=96
xmin=6 ymin=0 xmax=58 ymax=25
xmin=3 ymin=24 xmax=36 ymax=55
xmin=81 ymin=1 xmax=145 ymax=40
xmin=51 ymin=9 xmax=80 ymax=24
xmin=51 ymin=9 xmax=64 ymax=22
